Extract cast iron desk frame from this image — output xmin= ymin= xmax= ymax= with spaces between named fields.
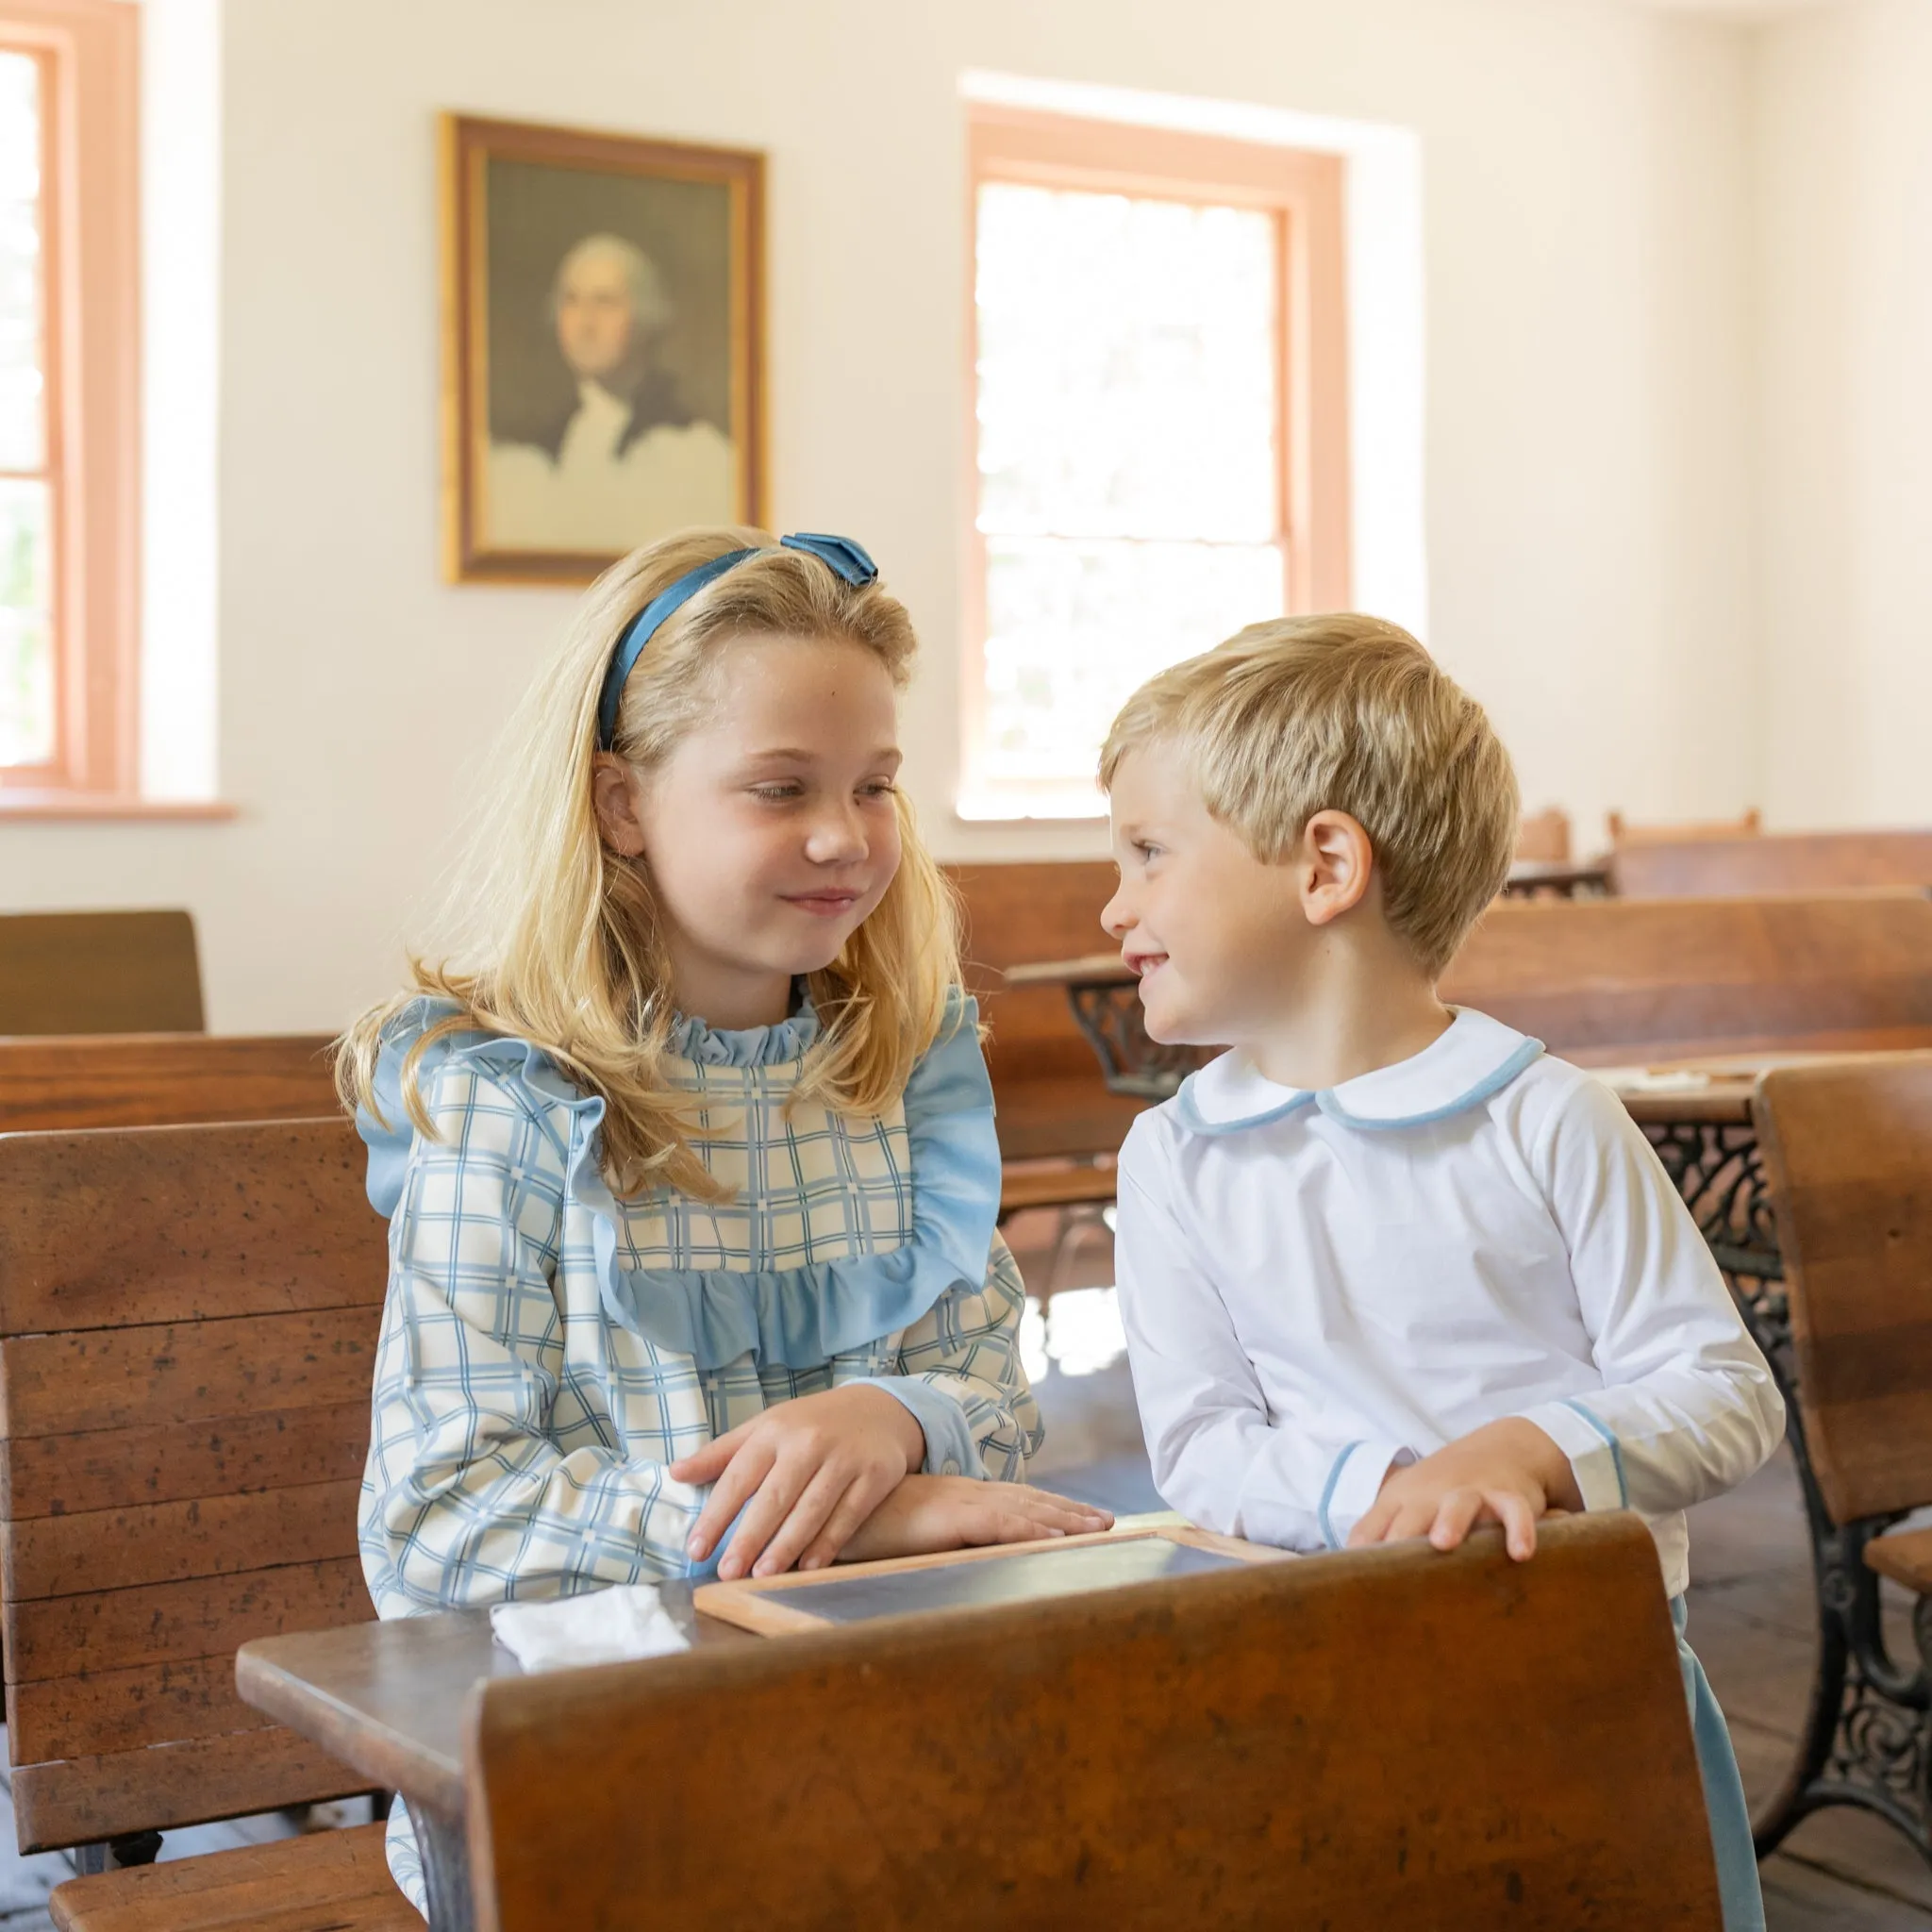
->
xmin=1007 ymin=955 xmax=1932 ymax=1868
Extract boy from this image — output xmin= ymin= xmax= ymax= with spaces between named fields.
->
xmin=1102 ymin=614 xmax=1782 ymax=1931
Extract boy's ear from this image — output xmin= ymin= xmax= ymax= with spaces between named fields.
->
xmin=1300 ymin=809 xmax=1375 ymax=927
xmin=591 ymin=753 xmax=649 ymax=858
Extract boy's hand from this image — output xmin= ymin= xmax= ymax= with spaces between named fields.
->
xmin=670 ymin=1385 xmax=928 ymax=1580
xmin=836 ymin=1474 xmax=1113 ymax=1564
xmin=1346 ymin=1419 xmax=1584 ymax=1561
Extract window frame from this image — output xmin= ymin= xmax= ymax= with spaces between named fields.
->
xmin=0 ymin=0 xmax=138 ymax=807
xmin=961 ymin=105 xmax=1350 ymax=821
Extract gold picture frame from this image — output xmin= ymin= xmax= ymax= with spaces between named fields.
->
xmin=441 ymin=113 xmax=766 ymax=585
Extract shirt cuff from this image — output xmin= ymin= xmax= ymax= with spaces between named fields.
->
xmin=1314 ymin=1439 xmax=1413 ymax=1550
xmin=856 ymin=1376 xmax=987 ymax=1481
xmin=1514 ymin=1399 xmax=1628 ymax=1512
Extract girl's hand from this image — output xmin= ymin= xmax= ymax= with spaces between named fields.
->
xmin=1345 ymin=1419 xmax=1584 ymax=1561
xmin=670 ymin=1385 xmax=929 ymax=1580
xmin=836 ymin=1474 xmax=1114 ymax=1564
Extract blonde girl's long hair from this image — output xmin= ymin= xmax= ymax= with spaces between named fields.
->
xmin=336 ymin=526 xmax=963 ymax=1200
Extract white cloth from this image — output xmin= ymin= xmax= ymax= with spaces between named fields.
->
xmin=1113 ymin=1008 xmax=1786 ymax=1595
xmin=484 ymin=380 xmax=735 ymax=554
xmin=489 ymin=1582 xmax=690 ymax=1673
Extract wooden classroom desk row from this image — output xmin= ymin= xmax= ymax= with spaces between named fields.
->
xmin=0 ymin=879 xmax=1927 ymax=1926
xmin=1007 ymin=889 xmax=1932 ymax=1091
xmin=1504 ymin=827 xmax=1932 ymax=902
xmin=1608 ymin=827 xmax=1932 ymax=899
xmin=0 ymin=1103 xmax=1733 ymax=1930
xmin=0 ymin=1030 xmax=1103 ymax=1227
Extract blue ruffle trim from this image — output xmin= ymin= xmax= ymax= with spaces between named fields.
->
xmin=666 ymin=1006 xmax=821 ymax=1067
xmin=357 ymin=990 xmax=997 ymax=1374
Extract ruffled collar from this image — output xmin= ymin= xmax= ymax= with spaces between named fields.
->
xmin=667 ymin=1000 xmax=819 ymax=1067
xmin=1175 ymin=1008 xmax=1543 ymax=1137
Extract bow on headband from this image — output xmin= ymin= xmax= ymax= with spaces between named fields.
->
xmin=596 ymin=533 xmax=880 ymax=751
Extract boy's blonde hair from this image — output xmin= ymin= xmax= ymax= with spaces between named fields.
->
xmin=1099 ymin=613 xmax=1518 ymax=975
xmin=338 ymin=526 xmax=962 ymax=1200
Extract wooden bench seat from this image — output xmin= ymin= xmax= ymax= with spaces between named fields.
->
xmin=0 ymin=909 xmax=204 ymax=1036
xmin=1863 ymin=1525 xmax=1932 ymax=1595
xmin=0 ymin=1031 xmax=339 ymax=1131
xmin=1442 ymin=890 xmax=1932 ymax=1063
xmin=0 ymin=1118 xmax=403 ymax=1924
xmin=947 ymin=861 xmax=1146 ymax=1164
xmin=1751 ymin=1053 xmax=1932 ymax=1861
xmin=466 ymin=1512 xmax=1722 ymax=1929
xmin=1610 ymin=829 xmax=1932 ymax=900
xmin=48 ymin=1821 xmax=413 ymax=1932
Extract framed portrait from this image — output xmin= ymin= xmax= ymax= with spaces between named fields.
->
xmin=441 ymin=113 xmax=765 ymax=585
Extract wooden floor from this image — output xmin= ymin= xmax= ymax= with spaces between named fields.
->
xmin=0 ymin=1216 xmax=1925 ymax=1925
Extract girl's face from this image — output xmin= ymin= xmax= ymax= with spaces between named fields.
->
xmin=595 ymin=634 xmax=904 ymax=1029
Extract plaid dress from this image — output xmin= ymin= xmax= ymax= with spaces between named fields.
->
xmin=355 ymin=991 xmax=1040 ymax=1913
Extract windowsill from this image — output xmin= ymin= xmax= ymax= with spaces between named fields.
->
xmin=955 ymin=789 xmax=1108 ymax=825
xmin=949 ymin=812 xmax=1109 ymax=832
xmin=0 ymin=791 xmax=237 ymax=822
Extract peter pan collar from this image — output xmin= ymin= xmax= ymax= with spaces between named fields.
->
xmin=1174 ymin=1008 xmax=1544 ymax=1137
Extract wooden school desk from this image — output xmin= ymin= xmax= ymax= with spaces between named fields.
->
xmin=235 ymin=1511 xmax=1193 ymax=1932
xmin=240 ymin=1517 xmax=1722 ymax=1932
xmin=238 ymin=1574 xmax=754 ymax=1932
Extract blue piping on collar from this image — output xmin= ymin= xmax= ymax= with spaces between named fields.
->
xmin=1174 ymin=1077 xmax=1315 ymax=1138
xmin=1174 ymin=1035 xmax=1546 ymax=1137
xmin=1316 ymin=1036 xmax=1546 ymax=1132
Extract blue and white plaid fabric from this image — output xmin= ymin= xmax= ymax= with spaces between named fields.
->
xmin=357 ymin=999 xmax=1041 ymax=1916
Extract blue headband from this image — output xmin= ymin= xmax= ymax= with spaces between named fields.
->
xmin=596 ymin=533 xmax=880 ymax=750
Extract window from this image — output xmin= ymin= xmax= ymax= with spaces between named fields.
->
xmin=0 ymin=0 xmax=137 ymax=804
xmin=963 ymin=108 xmax=1349 ymax=819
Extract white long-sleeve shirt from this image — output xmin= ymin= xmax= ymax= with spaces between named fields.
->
xmin=1114 ymin=1008 xmax=1784 ymax=1595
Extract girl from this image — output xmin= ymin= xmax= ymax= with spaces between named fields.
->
xmin=340 ymin=527 xmax=1107 ymax=1916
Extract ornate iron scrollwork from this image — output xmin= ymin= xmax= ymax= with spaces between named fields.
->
xmin=1640 ymin=1121 xmax=1782 ymax=1286
xmin=1065 ymin=982 xmax=1207 ymax=1101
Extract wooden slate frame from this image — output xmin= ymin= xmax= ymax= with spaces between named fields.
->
xmin=694 ymin=1524 xmax=1274 ymax=1635
xmin=0 ymin=1118 xmax=387 ymax=1851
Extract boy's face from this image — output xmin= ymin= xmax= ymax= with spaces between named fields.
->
xmin=1101 ymin=741 xmax=1309 ymax=1048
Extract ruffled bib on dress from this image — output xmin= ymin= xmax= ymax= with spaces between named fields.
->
xmin=356 ymin=991 xmax=999 ymax=1374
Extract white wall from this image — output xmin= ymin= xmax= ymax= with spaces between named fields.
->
xmin=1754 ymin=0 xmax=1932 ymax=829
xmin=0 ymin=0 xmax=1759 ymax=1029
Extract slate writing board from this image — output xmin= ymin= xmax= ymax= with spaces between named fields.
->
xmin=694 ymin=1526 xmax=1274 ymax=1635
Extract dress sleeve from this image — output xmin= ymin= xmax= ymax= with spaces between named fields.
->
xmin=359 ymin=1060 xmax=703 ymax=1614
xmin=1114 ymin=1126 xmax=1404 ymax=1550
xmin=854 ymin=1229 xmax=1043 ymax=1480
xmin=1510 ymin=1073 xmax=1787 ymax=1516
